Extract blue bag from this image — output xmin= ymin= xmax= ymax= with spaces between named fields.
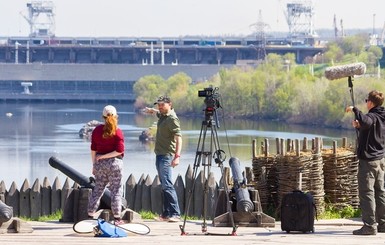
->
xmin=93 ymin=219 xmax=127 ymax=238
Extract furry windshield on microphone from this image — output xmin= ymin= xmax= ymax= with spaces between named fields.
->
xmin=325 ymin=62 xmax=366 ymax=80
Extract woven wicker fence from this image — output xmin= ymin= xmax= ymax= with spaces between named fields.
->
xmin=252 ymin=137 xmax=358 ymax=216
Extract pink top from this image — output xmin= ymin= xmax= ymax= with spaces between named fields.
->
xmin=91 ymin=124 xmax=124 ymax=157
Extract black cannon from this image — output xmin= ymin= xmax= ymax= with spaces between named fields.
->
xmin=229 ymin=157 xmax=254 ymax=212
xmin=48 ymin=156 xmax=127 ymax=209
xmin=0 ymin=200 xmax=13 ymax=223
xmin=213 ymin=157 xmax=275 ymax=227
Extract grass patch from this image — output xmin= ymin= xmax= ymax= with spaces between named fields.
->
xmin=20 ymin=210 xmax=63 ymax=222
xmin=318 ymin=204 xmax=361 ymax=219
xmin=139 ymin=210 xmax=157 ymax=219
xmin=138 ymin=210 xmax=199 ymax=220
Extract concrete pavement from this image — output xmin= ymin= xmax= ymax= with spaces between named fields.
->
xmin=1 ymin=218 xmax=385 ymax=245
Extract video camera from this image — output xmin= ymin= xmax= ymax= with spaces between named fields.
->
xmin=198 ymin=86 xmax=220 ymax=110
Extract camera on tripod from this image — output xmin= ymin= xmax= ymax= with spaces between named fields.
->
xmin=198 ymin=86 xmax=220 ymax=110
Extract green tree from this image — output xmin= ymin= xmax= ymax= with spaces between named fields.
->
xmin=324 ymin=43 xmax=344 ymax=64
xmin=365 ymin=46 xmax=383 ymax=74
xmin=367 ymin=45 xmax=383 ymax=61
xmin=166 ymin=72 xmax=192 ymax=112
xmin=133 ymin=75 xmax=165 ymax=108
xmin=338 ymin=35 xmax=366 ymax=56
xmin=219 ymin=67 xmax=256 ymax=117
xmin=132 ymin=42 xmax=385 ymax=129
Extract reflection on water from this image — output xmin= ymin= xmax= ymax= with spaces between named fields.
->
xmin=0 ymin=102 xmax=356 ymax=187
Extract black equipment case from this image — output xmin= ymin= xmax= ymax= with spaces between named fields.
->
xmin=280 ymin=171 xmax=316 ymax=233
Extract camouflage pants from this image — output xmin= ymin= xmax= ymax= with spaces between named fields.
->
xmin=87 ymin=157 xmax=123 ymax=218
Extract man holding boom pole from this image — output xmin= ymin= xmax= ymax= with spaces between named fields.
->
xmin=346 ymin=90 xmax=385 ymax=235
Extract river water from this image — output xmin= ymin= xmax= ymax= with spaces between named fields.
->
xmin=0 ymin=102 xmax=355 ymax=188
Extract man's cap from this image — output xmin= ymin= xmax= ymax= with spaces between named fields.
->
xmin=103 ymin=105 xmax=117 ymax=117
xmin=154 ymin=95 xmax=171 ymax=105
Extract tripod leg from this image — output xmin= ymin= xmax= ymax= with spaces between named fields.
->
xmin=181 ymin=112 xmax=237 ymax=235
xmin=211 ymin=124 xmax=238 ymax=235
xmin=180 ymin=122 xmax=209 ymax=235
xmin=179 ymin=163 xmax=200 ymax=235
xmin=201 ymin=152 xmax=212 ymax=233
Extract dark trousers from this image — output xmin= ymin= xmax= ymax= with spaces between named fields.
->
xmin=358 ymin=158 xmax=385 ymax=227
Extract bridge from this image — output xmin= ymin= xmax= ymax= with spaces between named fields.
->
xmin=0 ymin=36 xmax=324 ymax=102
xmin=0 ymin=36 xmax=324 ymax=65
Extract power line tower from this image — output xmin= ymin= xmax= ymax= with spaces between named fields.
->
xmin=21 ymin=1 xmax=55 ymax=37
xmin=250 ymin=9 xmax=269 ymax=61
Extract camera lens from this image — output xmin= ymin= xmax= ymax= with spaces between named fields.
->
xmin=198 ymin=90 xmax=206 ymax=97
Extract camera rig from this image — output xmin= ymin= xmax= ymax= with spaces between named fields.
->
xmin=198 ymin=86 xmax=220 ymax=108
xmin=180 ymin=86 xmax=237 ymax=236
xmin=198 ymin=86 xmax=221 ymax=126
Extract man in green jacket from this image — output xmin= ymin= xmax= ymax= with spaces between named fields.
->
xmin=144 ymin=95 xmax=182 ymax=222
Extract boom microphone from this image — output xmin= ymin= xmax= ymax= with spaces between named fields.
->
xmin=325 ymin=62 xmax=366 ymax=80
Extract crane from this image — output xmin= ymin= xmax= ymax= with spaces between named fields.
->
xmin=278 ymin=0 xmax=316 ymax=38
xmin=19 ymin=1 xmax=55 ymax=37
xmin=333 ymin=14 xmax=338 ymax=38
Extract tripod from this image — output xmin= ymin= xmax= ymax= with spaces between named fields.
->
xmin=179 ymin=106 xmax=237 ymax=235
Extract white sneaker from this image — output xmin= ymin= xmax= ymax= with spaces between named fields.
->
xmin=168 ymin=216 xmax=181 ymax=222
xmin=154 ymin=215 xmax=169 ymax=222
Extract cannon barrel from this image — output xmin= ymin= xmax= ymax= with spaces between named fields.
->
xmin=0 ymin=200 xmax=13 ymax=223
xmin=49 ymin=156 xmax=94 ymax=188
xmin=229 ymin=157 xmax=254 ymax=212
xmin=49 ymin=156 xmax=126 ymax=209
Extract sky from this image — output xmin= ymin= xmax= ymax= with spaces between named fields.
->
xmin=0 ymin=0 xmax=382 ymax=37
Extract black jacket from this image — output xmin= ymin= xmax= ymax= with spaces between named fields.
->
xmin=353 ymin=106 xmax=385 ymax=160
